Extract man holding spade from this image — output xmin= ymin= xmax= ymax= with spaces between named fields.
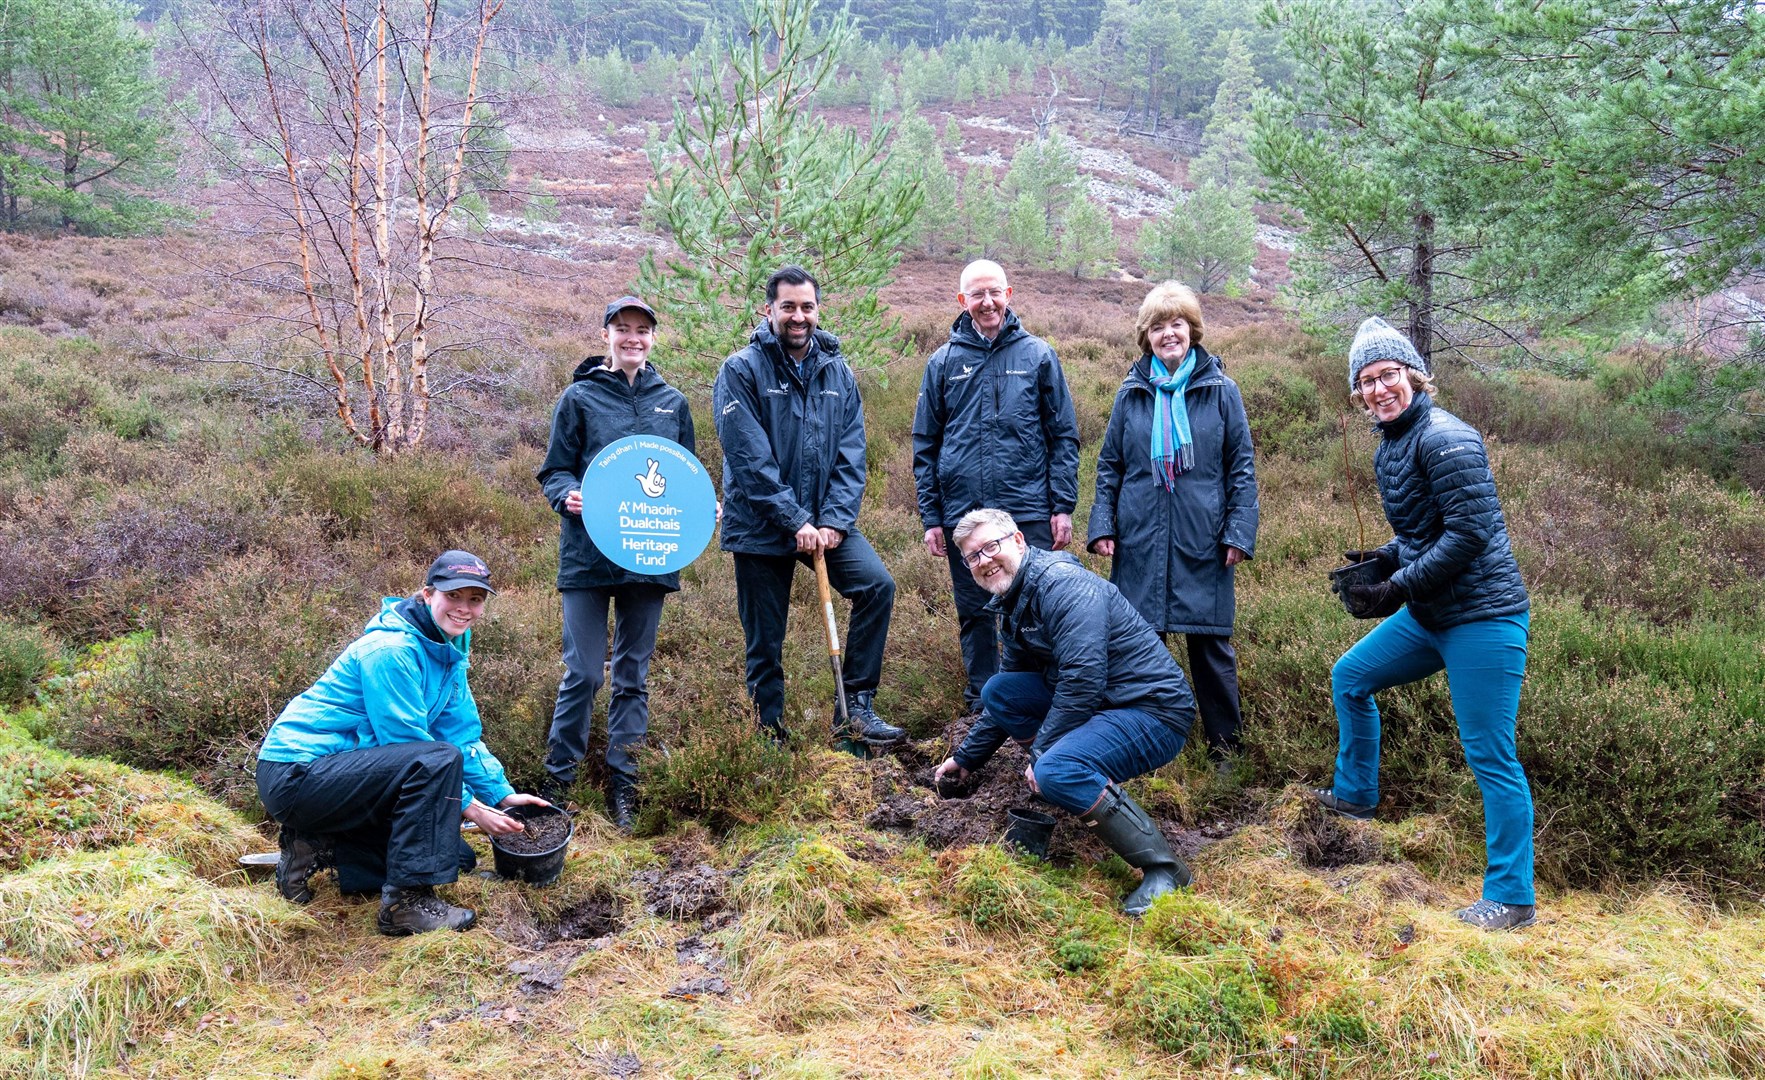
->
xmin=537 ymin=295 xmax=699 ymax=829
xmin=713 ymin=265 xmax=904 ymax=749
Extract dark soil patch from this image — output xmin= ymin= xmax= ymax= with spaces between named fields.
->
xmin=492 ymin=806 xmax=572 ymax=855
xmin=535 ymin=893 xmax=625 ymax=943
xmin=638 ymin=862 xmax=729 ymax=921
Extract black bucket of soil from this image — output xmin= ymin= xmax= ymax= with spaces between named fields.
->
xmin=490 ymin=804 xmax=573 ymax=886
xmin=1002 ymin=807 xmax=1057 ymax=860
xmin=1329 ymin=558 xmax=1388 ymax=613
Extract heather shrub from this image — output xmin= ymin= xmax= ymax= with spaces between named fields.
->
xmin=636 ymin=703 xmax=806 ymax=833
xmin=1238 ymin=573 xmax=1765 ymax=888
xmin=464 ymin=585 xmax=564 ymax=791
xmin=0 ymin=620 xmax=54 ymax=706
xmin=51 ymin=553 xmax=363 ymax=797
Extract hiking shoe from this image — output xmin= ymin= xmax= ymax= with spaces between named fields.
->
xmin=376 ymin=885 xmax=476 ymax=936
xmin=840 ymin=690 xmax=905 ymax=745
xmin=275 ymin=826 xmax=323 ymax=904
xmin=1310 ymin=787 xmax=1376 ymax=821
xmin=606 ymin=775 xmax=638 ymax=833
xmin=1453 ymin=898 xmax=1536 ymax=932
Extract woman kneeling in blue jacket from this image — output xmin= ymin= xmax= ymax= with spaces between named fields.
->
xmin=256 ymin=551 xmax=551 ymax=935
xmin=1319 ymin=318 xmax=1537 ymax=932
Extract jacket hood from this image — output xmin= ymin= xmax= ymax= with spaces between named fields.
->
xmin=947 ymin=309 xmax=1025 ymax=352
xmin=1126 ymin=345 xmax=1223 ymax=391
xmin=366 ymin=597 xmax=468 ymax=667
xmin=1375 ymin=389 xmax=1434 ymax=439
xmin=747 ymin=322 xmax=843 ymax=360
xmin=571 ymin=356 xmax=663 ymax=388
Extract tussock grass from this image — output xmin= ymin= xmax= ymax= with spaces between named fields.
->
xmin=731 ymin=833 xmax=897 ymax=940
xmin=0 ymin=848 xmax=314 ymax=1077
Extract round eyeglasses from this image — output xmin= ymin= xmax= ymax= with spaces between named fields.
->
xmin=1356 ymin=367 xmax=1407 ymax=395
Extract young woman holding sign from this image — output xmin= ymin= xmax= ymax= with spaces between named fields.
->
xmin=537 ymin=296 xmax=696 ymax=829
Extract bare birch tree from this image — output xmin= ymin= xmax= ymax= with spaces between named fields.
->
xmin=182 ymin=0 xmax=504 ymax=454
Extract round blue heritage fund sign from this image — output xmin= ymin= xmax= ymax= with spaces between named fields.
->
xmin=580 ymin=435 xmax=716 ymax=575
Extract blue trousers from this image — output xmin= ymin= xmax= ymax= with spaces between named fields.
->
xmin=981 ymin=671 xmax=1187 ymax=815
xmin=1330 ymin=608 xmax=1534 ymax=905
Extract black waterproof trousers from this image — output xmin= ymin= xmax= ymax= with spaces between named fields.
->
xmin=732 ymin=532 xmax=894 ymax=728
xmin=1159 ymin=631 xmax=1242 ymax=756
xmin=257 ymin=741 xmax=471 ymax=894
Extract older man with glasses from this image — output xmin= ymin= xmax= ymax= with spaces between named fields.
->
xmin=932 ymin=508 xmax=1197 ymax=916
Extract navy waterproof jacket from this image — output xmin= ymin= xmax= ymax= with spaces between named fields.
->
xmin=952 ymin=547 xmax=1195 ymax=771
xmin=714 ymin=324 xmax=868 ymax=556
xmin=1371 ymin=392 xmax=1530 ymax=629
xmin=536 ymin=358 xmax=696 ymax=592
xmin=1086 ymin=347 xmax=1258 ymax=635
xmin=912 ymin=310 xmax=1080 ymax=529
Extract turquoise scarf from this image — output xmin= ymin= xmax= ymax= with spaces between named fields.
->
xmin=1148 ymin=349 xmax=1197 ymax=490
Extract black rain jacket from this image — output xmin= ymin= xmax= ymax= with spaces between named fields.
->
xmin=952 ymin=547 xmax=1194 ymax=771
xmin=912 ymin=310 xmax=1080 ymax=529
xmin=713 ymin=324 xmax=868 ymax=555
xmin=1086 ymin=347 xmax=1259 ymax=635
xmin=1371 ymin=392 xmax=1530 ymax=629
xmin=537 ymin=358 xmax=696 ymax=591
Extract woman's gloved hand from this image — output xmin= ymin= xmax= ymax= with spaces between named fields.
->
xmin=1343 ymin=578 xmax=1407 ymax=619
xmin=1342 ymin=549 xmax=1398 ymax=577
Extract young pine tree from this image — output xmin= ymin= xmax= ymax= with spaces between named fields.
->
xmin=1055 ymin=193 xmax=1117 ymax=278
xmin=1137 ymin=184 xmax=1255 ymax=293
xmin=637 ymin=0 xmax=922 ymax=377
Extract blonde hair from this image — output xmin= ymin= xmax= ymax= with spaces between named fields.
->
xmin=1135 ymin=281 xmax=1204 ymax=356
xmin=1350 ymin=367 xmax=1438 ymax=411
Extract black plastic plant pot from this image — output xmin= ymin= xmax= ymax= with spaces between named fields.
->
xmin=489 ymin=803 xmax=574 ymax=886
xmin=1002 ymin=807 xmax=1057 ymax=860
xmin=1329 ymin=558 xmax=1387 ymax=611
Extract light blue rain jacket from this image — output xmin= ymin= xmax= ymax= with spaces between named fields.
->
xmin=258 ymin=598 xmax=515 ymax=808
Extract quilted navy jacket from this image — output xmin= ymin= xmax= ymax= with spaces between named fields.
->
xmin=952 ymin=547 xmax=1195 ymax=770
xmin=1373 ymin=392 xmax=1529 ymax=629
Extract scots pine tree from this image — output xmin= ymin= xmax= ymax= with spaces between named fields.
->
xmin=1137 ymin=184 xmax=1254 ymax=293
xmin=1055 ymin=193 xmax=1117 ymax=278
xmin=637 ymin=0 xmax=923 ymax=376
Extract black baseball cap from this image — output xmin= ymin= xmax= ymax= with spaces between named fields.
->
xmin=426 ymin=550 xmax=496 ymax=594
xmin=603 ymin=295 xmax=658 ymax=327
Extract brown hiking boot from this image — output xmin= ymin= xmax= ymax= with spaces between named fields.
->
xmin=376 ymin=885 xmax=476 ymax=936
xmin=275 ymin=826 xmax=324 ymax=904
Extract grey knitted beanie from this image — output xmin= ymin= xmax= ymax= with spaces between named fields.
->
xmin=1348 ymin=316 xmax=1428 ymax=391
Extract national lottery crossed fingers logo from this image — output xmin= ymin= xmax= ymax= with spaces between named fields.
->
xmin=580 ymin=435 xmax=716 ymax=575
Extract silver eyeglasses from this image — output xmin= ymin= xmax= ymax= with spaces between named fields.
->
xmin=1356 ymin=367 xmax=1407 ymax=394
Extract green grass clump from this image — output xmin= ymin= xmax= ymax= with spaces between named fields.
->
xmin=1109 ymin=948 xmax=1279 ymax=1064
xmin=0 ymin=620 xmax=54 ymax=706
xmin=941 ymin=843 xmax=1083 ymax=937
xmin=0 ymin=849 xmax=313 ymax=1077
xmin=732 ymin=833 xmax=894 ymax=939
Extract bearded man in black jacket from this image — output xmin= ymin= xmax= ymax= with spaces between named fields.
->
xmin=933 ymin=508 xmax=1196 ymax=915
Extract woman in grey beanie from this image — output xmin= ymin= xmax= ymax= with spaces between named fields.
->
xmin=1318 ymin=317 xmax=1538 ymax=932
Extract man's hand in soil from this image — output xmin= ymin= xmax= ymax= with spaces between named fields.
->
xmin=1023 ymin=762 xmax=1040 ymax=795
xmin=933 ymin=757 xmax=968 ymax=785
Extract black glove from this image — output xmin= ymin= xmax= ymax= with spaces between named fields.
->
xmin=1342 ymin=549 xmax=1398 ymax=577
xmin=1343 ymin=578 xmax=1406 ymax=620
